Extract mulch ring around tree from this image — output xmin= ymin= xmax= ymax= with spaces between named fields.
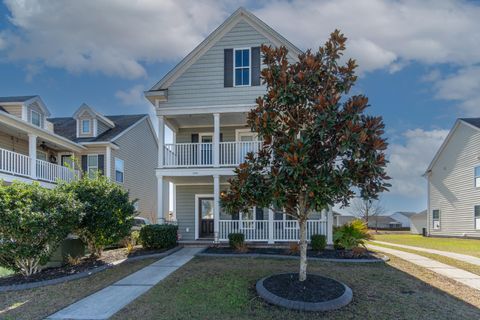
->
xmin=256 ymin=273 xmax=352 ymax=311
xmin=202 ymin=246 xmax=381 ymax=260
xmin=0 ymin=246 xmax=168 ymax=286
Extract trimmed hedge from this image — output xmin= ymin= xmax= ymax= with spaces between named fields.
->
xmin=139 ymin=224 xmax=178 ymax=250
xmin=228 ymin=233 xmax=245 ymax=249
xmin=311 ymin=234 xmax=327 ymax=251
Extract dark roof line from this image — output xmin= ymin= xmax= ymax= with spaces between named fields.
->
xmin=0 ymin=95 xmax=38 ymax=103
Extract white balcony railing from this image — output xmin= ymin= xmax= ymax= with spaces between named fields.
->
xmin=218 ymin=219 xmax=327 ymax=242
xmin=0 ymin=147 xmax=78 ymax=183
xmin=0 ymin=148 xmax=31 ymax=177
xmin=163 ymin=141 xmax=262 ymax=167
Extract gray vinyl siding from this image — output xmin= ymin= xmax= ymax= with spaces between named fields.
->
xmin=97 ymin=119 xmax=110 ymax=136
xmin=428 ymin=122 xmax=480 ymax=238
xmin=176 ymin=125 xmax=249 ymax=143
xmin=176 ymin=185 xmax=213 ymax=241
xmin=161 ymin=20 xmax=297 ymax=109
xmin=111 ymin=118 xmax=158 ymax=222
xmin=1 ymin=104 xmax=22 ymax=118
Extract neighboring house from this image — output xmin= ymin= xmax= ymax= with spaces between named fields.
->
xmin=333 ymin=213 xmax=356 ymax=227
xmin=425 ymin=118 xmax=480 ymax=238
xmin=410 ymin=210 xmax=427 ymax=235
xmin=389 ymin=211 xmax=416 ymax=228
xmin=368 ymin=216 xmax=403 ymax=229
xmin=144 ymin=7 xmax=333 ymax=244
xmin=0 ymin=96 xmax=158 ymax=221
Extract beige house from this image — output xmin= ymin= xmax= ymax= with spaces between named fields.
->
xmin=0 ymin=96 xmax=158 ymax=221
xmin=145 ymin=8 xmax=333 ymax=244
xmin=426 ymin=118 xmax=480 ymax=238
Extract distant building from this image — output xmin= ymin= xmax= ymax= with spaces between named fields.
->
xmin=389 ymin=212 xmax=416 ymax=228
xmin=368 ymin=216 xmax=403 ymax=229
xmin=410 ymin=210 xmax=427 ymax=235
xmin=333 ymin=213 xmax=356 ymax=227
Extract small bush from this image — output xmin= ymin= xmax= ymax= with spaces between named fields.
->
xmin=228 ymin=233 xmax=245 ymax=249
xmin=288 ymin=242 xmax=300 ymax=255
xmin=310 ymin=234 xmax=327 ymax=251
xmin=333 ymin=219 xmax=371 ymax=251
xmin=140 ymin=224 xmax=178 ymax=250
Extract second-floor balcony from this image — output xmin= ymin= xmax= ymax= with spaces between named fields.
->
xmin=163 ymin=141 xmax=262 ymax=167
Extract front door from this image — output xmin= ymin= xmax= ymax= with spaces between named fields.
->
xmin=199 ymin=197 xmax=214 ymax=238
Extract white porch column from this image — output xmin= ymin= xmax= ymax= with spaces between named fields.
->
xmin=213 ymin=113 xmax=220 ymax=167
xmin=158 ymin=114 xmax=165 ymax=168
xmin=268 ymin=208 xmax=274 ymax=244
xmin=213 ymin=174 xmax=220 ymax=242
xmin=105 ymin=146 xmax=111 ymax=179
xmin=156 ymin=173 xmax=164 ymax=224
xmin=327 ymin=207 xmax=333 ymax=245
xmin=28 ymin=134 xmax=37 ymax=179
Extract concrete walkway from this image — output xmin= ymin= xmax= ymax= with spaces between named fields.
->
xmin=372 ymin=240 xmax=480 ymax=266
xmin=368 ymin=244 xmax=480 ymax=291
xmin=47 ymin=247 xmax=204 ymax=320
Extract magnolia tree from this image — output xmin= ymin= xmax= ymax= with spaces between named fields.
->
xmin=221 ymin=30 xmax=390 ymax=281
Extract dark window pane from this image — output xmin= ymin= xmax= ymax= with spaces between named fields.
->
xmin=243 ymin=49 xmax=249 ymax=66
xmin=235 ymin=69 xmax=242 ymax=86
xmin=242 ymin=69 xmax=249 ymax=85
xmin=475 ymin=206 xmax=480 ymax=217
xmin=235 ymin=50 xmax=242 ymax=67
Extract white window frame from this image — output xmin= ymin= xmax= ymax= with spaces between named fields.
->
xmin=114 ymin=157 xmax=125 ymax=183
xmin=475 ymin=166 xmax=480 ymax=188
xmin=87 ymin=154 xmax=98 ymax=178
xmin=432 ymin=209 xmax=440 ymax=230
xmin=36 ymin=150 xmax=48 ymax=162
xmin=81 ymin=119 xmax=91 ymax=134
xmin=233 ymin=48 xmax=251 ymax=87
xmin=31 ymin=109 xmax=41 ymax=127
xmin=475 ymin=206 xmax=480 ymax=230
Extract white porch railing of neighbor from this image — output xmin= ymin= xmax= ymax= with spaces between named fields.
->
xmin=36 ymin=159 xmax=78 ymax=183
xmin=218 ymin=219 xmax=327 ymax=242
xmin=163 ymin=141 xmax=263 ymax=167
xmin=0 ymin=148 xmax=31 ymax=177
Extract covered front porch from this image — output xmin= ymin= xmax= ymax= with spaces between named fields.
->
xmin=157 ymin=173 xmax=333 ymax=244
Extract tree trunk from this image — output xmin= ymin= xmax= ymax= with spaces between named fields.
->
xmin=299 ymin=218 xmax=308 ymax=282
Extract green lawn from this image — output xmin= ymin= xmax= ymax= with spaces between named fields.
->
xmin=113 ymin=257 xmax=480 ymax=320
xmin=373 ymin=234 xmax=480 ymax=257
xmin=0 ymin=267 xmax=13 ymax=278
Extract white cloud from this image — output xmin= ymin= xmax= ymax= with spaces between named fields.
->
xmin=387 ymin=128 xmax=448 ymax=197
xmin=115 ymin=84 xmax=145 ymax=106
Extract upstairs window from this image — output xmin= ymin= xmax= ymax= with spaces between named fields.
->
xmin=475 ymin=206 xmax=480 ymax=230
xmin=82 ymin=119 xmax=91 ymax=134
xmin=475 ymin=166 xmax=480 ymax=187
xmin=31 ymin=110 xmax=41 ymax=127
xmin=115 ymin=158 xmax=124 ymax=183
xmin=432 ymin=209 xmax=440 ymax=230
xmin=234 ymin=48 xmax=250 ymax=86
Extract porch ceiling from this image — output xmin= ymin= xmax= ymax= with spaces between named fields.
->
xmin=166 ymin=112 xmax=248 ymax=129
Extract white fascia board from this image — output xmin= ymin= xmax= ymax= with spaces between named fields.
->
xmin=156 ymin=167 xmax=235 ymax=177
xmin=80 ymin=141 xmax=120 ymax=150
xmin=156 ymin=104 xmax=254 ymax=116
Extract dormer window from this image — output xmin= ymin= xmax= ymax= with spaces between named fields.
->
xmin=234 ymin=48 xmax=250 ymax=86
xmin=81 ymin=119 xmax=91 ymax=134
xmin=31 ymin=110 xmax=41 ymax=127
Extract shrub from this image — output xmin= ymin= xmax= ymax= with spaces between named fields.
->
xmin=139 ymin=224 xmax=178 ymax=250
xmin=310 ymin=234 xmax=327 ymax=251
xmin=58 ymin=174 xmax=136 ymax=257
xmin=228 ymin=233 xmax=245 ymax=249
xmin=333 ymin=219 xmax=371 ymax=251
xmin=288 ymin=242 xmax=300 ymax=255
xmin=0 ymin=182 xmax=81 ymax=276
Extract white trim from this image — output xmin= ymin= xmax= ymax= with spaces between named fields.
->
xmin=177 ymin=123 xmax=247 ymax=129
xmin=93 ymin=118 xmax=98 ymax=136
xmin=235 ymin=128 xmax=257 ymax=141
xmin=474 ymin=205 xmax=480 ymax=231
xmin=81 ymin=119 xmax=91 ymax=134
xmin=195 ymin=193 xmax=214 ymax=240
xmin=156 ymin=167 xmax=235 ymax=177
xmin=432 ymin=209 xmax=441 ymax=230
xmin=173 ymin=182 xmax=230 ymax=186
xmin=21 ymin=105 xmax=27 ymax=121
xmin=79 ymin=142 xmax=120 ymax=150
xmin=0 ymin=172 xmax=56 ymax=188
xmin=31 ymin=109 xmax=42 ymax=127
xmin=233 ymin=48 xmax=251 ymax=87
xmin=87 ymin=154 xmax=99 ymax=178
xmin=199 ymin=132 xmax=214 ymax=141
xmin=105 ymin=146 xmax=112 ymax=179
xmin=157 ymin=104 xmax=254 ymax=116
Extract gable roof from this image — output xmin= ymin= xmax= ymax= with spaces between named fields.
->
xmin=392 ymin=211 xmax=416 ymax=218
xmin=49 ymin=114 xmax=147 ymax=143
xmin=425 ymin=119 xmax=480 ymax=174
xmin=147 ymin=7 xmax=302 ymax=93
xmin=0 ymin=95 xmax=51 ymax=116
xmin=0 ymin=95 xmax=37 ymax=103
xmin=72 ymin=103 xmax=115 ymax=128
xmin=370 ymin=216 xmax=400 ymax=224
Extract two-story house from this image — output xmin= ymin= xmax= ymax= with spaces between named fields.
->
xmin=145 ymin=8 xmax=333 ymax=244
xmin=426 ymin=118 xmax=480 ymax=238
xmin=0 ymin=96 xmax=158 ymax=221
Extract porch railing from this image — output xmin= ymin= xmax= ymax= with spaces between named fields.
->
xmin=163 ymin=141 xmax=262 ymax=167
xmin=36 ymin=159 xmax=79 ymax=183
xmin=0 ymin=148 xmax=31 ymax=177
xmin=218 ymin=219 xmax=327 ymax=242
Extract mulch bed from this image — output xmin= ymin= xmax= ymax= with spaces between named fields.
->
xmin=203 ymin=246 xmax=376 ymax=259
xmin=263 ymin=273 xmax=346 ymax=303
xmin=0 ymin=246 xmax=167 ymax=286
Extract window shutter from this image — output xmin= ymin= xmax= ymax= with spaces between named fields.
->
xmin=191 ymin=133 xmax=199 ymax=143
xmin=81 ymin=155 xmax=87 ymax=173
xmin=224 ymin=48 xmax=233 ymax=87
xmin=255 ymin=207 xmax=264 ymax=220
xmin=98 ymin=154 xmax=105 ymax=175
xmin=191 ymin=134 xmax=199 ymax=165
xmin=220 ymin=133 xmax=223 ymax=142
xmin=251 ymin=46 xmax=261 ymax=86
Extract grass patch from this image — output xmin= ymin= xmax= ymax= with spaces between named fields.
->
xmin=371 ymin=242 xmax=480 ymax=276
xmin=0 ymin=267 xmax=13 ymax=278
xmin=0 ymin=258 xmax=157 ymax=320
xmin=113 ymin=257 xmax=480 ymax=320
xmin=373 ymin=234 xmax=480 ymax=257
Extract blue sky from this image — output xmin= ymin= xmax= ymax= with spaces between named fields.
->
xmin=1 ymin=0 xmax=479 ymax=214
